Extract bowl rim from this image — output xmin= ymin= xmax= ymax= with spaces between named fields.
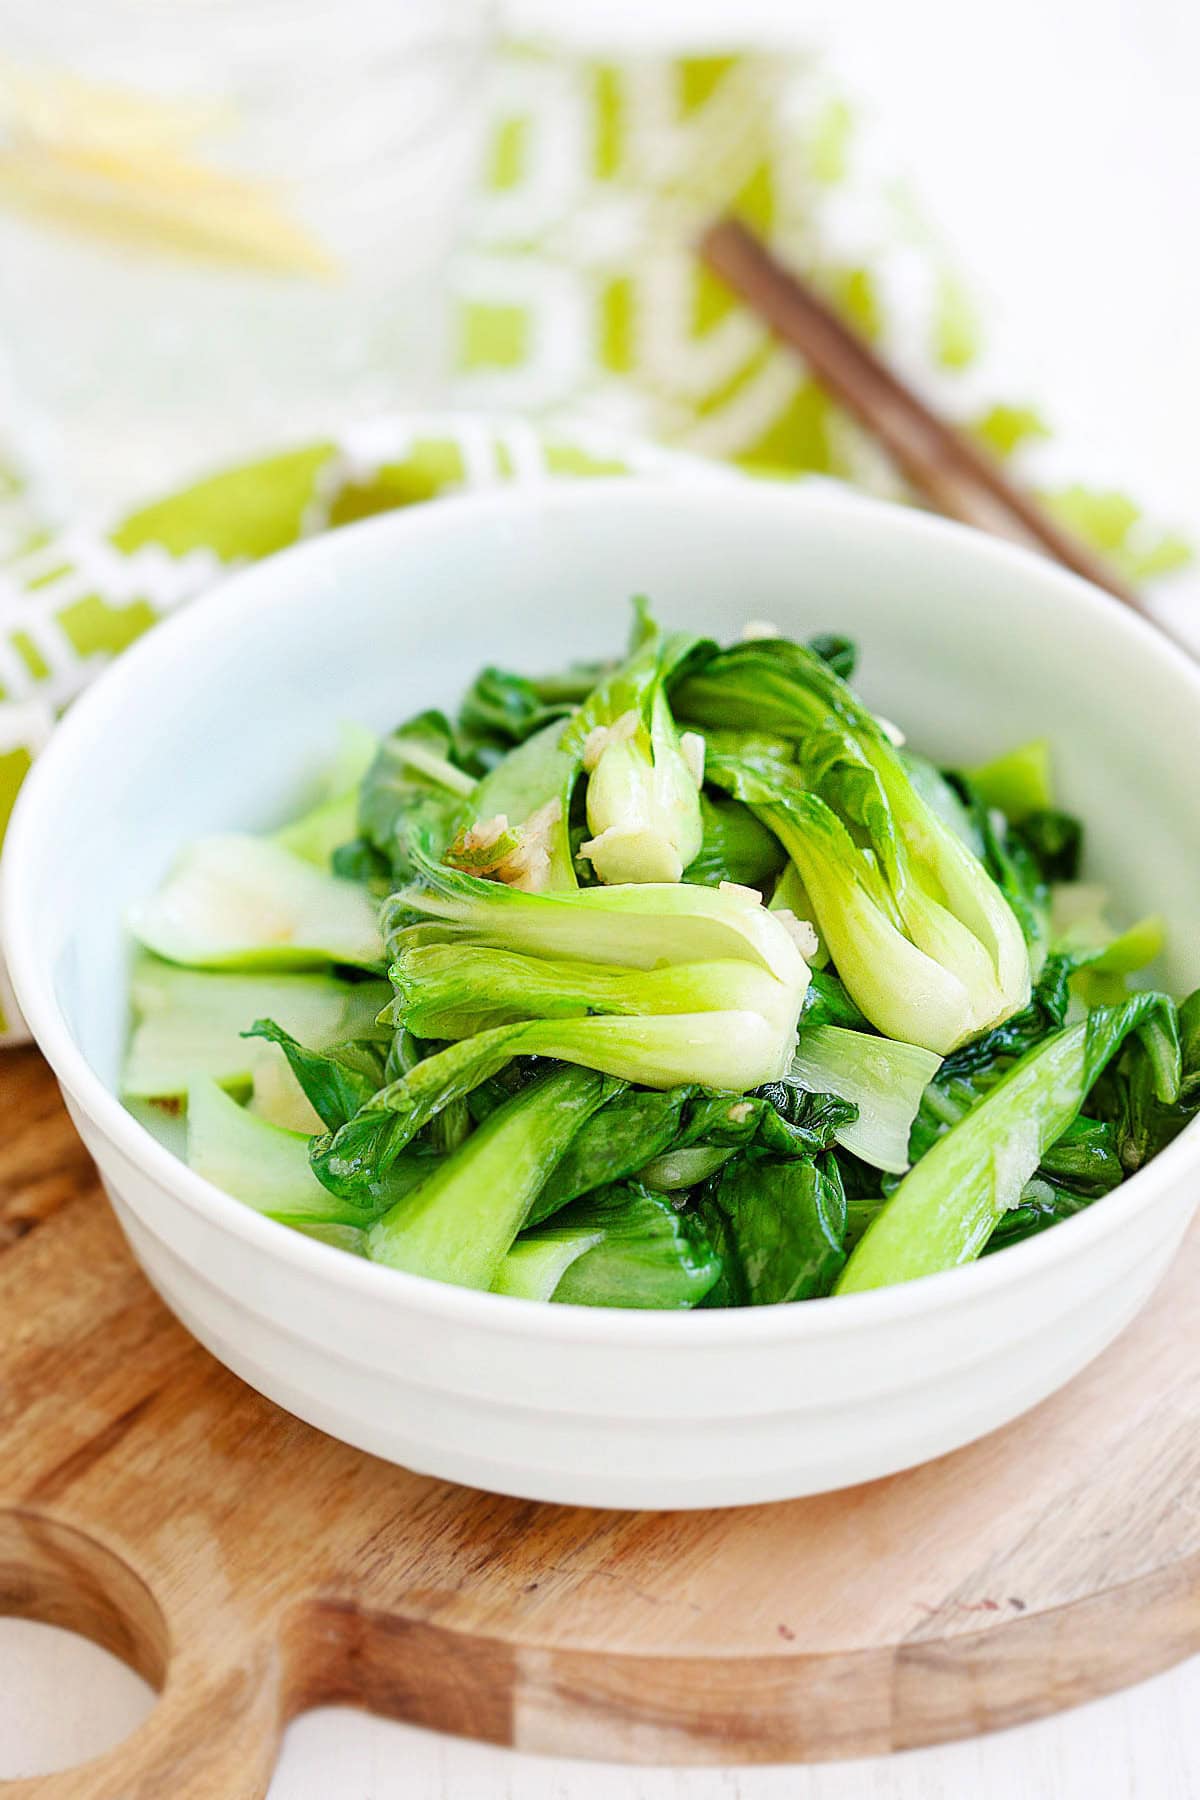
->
xmin=5 ymin=477 xmax=1200 ymax=1345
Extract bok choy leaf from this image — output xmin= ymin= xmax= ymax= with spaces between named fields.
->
xmin=366 ymin=1065 xmax=614 ymax=1288
xmin=697 ymin=1152 xmax=848 ymax=1306
xmin=785 ymin=1025 xmax=943 ymax=1174
xmin=122 ymin=955 xmax=388 ymax=1106
xmin=679 ymin=640 xmax=1031 ymax=1052
xmin=837 ymin=992 xmax=1181 ymax=1292
xmin=128 ymin=836 xmax=384 ymax=972
xmin=498 ymin=1183 xmax=721 ymax=1308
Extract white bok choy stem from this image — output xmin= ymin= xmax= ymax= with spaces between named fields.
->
xmin=789 ymin=1025 xmax=943 ymax=1175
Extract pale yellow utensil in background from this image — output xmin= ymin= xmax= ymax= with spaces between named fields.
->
xmin=0 ymin=57 xmax=333 ymax=273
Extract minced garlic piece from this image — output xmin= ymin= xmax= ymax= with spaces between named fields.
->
xmin=773 ymin=909 xmax=820 ymax=961
xmin=448 ymin=800 xmax=563 ymax=894
xmin=581 ymin=709 xmax=640 ymax=773
xmin=679 ymin=730 xmax=706 ymax=789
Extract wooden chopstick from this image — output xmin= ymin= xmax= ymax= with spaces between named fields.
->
xmin=699 ymin=217 xmax=1153 ymax=620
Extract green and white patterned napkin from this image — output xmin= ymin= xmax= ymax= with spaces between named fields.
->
xmin=0 ymin=43 xmax=1189 ymax=1044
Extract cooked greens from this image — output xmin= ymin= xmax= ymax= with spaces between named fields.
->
xmin=677 ymin=640 xmax=1031 ymax=1052
xmin=124 ymin=605 xmax=1197 ymax=1310
xmin=124 ymin=955 xmax=389 ymax=1118
xmin=128 ymin=835 xmax=384 ymax=971
xmin=838 ymin=993 xmax=1180 ymax=1292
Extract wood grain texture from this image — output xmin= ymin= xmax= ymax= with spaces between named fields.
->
xmin=2 ymin=1047 xmax=1199 ymax=1795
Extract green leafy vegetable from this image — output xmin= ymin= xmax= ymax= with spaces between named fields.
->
xmin=684 ymin=641 xmax=1030 ymax=1052
xmin=128 ymin=836 xmax=384 ymax=972
xmin=786 ymin=1024 xmax=943 ymax=1173
xmin=189 ymin=1075 xmax=351 ymax=1221
xmin=838 ymin=992 xmax=1181 ymax=1292
xmin=186 ymin=1076 xmax=435 ymax=1227
xmin=315 ymin=1010 xmax=797 ymax=1203
xmin=1037 ymin=1115 xmax=1126 ymax=1193
xmin=964 ymin=740 xmax=1054 ymax=822
xmin=638 ymin=1146 xmax=736 ymax=1191
xmin=456 ymin=666 xmax=573 ymax=759
xmin=1094 ymin=989 xmax=1200 ymax=1175
xmin=751 ymin=778 xmax=1012 ymax=1055
xmin=698 ymin=1152 xmax=847 ymax=1305
xmin=242 ymin=1019 xmax=387 ymax=1132
xmin=344 ymin=862 xmax=811 ymax=1167
xmin=366 ymin=1065 xmax=614 ymax=1288
xmin=530 ymin=1081 xmax=854 ymax=1223
xmin=857 ymin=1118 xmax=1128 ymax=1264
xmin=438 ymin=607 xmax=714 ymax=896
xmin=982 ymin=1184 xmax=1098 ymax=1254
xmin=899 ymin=750 xmax=983 ymax=853
xmin=448 ymin=718 xmax=579 ymax=892
xmin=566 ymin=622 xmax=708 ymax=885
xmin=122 ymin=955 xmax=388 ymax=1108
xmin=946 ymin=746 xmax=1086 ymax=974
xmin=805 ymin=632 xmax=857 ymax=680
xmin=390 ymin=848 xmax=808 ymax=979
xmin=802 ymin=969 xmax=868 ymax=1030
xmin=685 ymin=793 xmax=787 ymax=890
xmin=903 ymin=943 xmax=1161 ymax=1187
xmin=951 ymin=781 xmax=1056 ymax=967
xmin=1017 ymin=811 xmax=1083 ymax=884
xmin=491 ymin=1230 xmax=604 ymax=1301
xmin=358 ymin=711 xmax=475 ymax=882
xmin=389 ymin=942 xmax=795 ymax=1040
xmin=499 ymin=1183 xmax=721 ymax=1308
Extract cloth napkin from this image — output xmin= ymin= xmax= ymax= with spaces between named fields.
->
xmin=0 ymin=42 xmax=1189 ymax=1044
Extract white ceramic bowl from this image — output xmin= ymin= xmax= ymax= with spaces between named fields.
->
xmin=6 ymin=483 xmax=1200 ymax=1509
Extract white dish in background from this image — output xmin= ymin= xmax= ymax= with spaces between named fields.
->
xmin=5 ymin=481 xmax=1200 ymax=1509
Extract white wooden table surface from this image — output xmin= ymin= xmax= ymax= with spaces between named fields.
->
xmin=3 ymin=0 xmax=1198 ymax=1792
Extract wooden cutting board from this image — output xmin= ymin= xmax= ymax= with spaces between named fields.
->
xmin=3 ymin=1046 xmax=1199 ymax=1799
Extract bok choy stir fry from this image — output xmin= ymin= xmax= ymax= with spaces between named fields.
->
xmin=123 ymin=606 xmax=1199 ymax=1308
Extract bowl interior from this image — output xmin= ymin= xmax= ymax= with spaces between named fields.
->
xmin=10 ymin=483 xmax=1200 ymax=1114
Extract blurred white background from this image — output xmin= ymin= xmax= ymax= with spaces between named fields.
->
xmin=1 ymin=0 xmax=1197 ymax=1794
